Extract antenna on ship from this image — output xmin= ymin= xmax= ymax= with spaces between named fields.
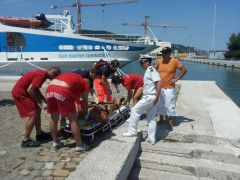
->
xmin=122 ymin=15 xmax=187 ymax=42
xmin=51 ymin=0 xmax=138 ymax=34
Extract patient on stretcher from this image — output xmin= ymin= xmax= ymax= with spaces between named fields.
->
xmin=77 ymin=97 xmax=126 ymax=126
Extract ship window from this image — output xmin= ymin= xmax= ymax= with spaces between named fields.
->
xmin=76 ymin=45 xmax=93 ymax=50
xmin=113 ymin=45 xmax=129 ymax=50
xmin=59 ymin=45 xmax=74 ymax=50
xmin=106 ymin=45 xmax=112 ymax=50
xmin=7 ymin=58 xmax=18 ymax=61
xmin=41 ymin=58 xmax=48 ymax=60
xmin=6 ymin=32 xmax=26 ymax=50
xmin=94 ymin=45 xmax=100 ymax=50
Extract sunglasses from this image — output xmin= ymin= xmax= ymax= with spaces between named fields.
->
xmin=139 ymin=61 xmax=146 ymax=64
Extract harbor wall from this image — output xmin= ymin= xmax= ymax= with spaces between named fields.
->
xmin=181 ymin=58 xmax=240 ymax=69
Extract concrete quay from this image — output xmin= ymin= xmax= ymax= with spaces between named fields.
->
xmin=181 ymin=58 xmax=240 ymax=69
xmin=1 ymin=77 xmax=240 ymax=180
xmin=129 ymin=81 xmax=240 ymax=180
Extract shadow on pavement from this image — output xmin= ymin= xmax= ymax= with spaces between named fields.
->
xmin=0 ymin=99 xmax=15 ymax=107
xmin=156 ymin=115 xmax=195 ymax=143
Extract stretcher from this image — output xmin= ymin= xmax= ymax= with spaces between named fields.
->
xmin=60 ymin=104 xmax=130 ymax=142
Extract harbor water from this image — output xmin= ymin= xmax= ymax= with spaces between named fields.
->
xmin=120 ymin=60 xmax=240 ymax=106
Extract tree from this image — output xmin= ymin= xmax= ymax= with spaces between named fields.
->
xmin=225 ymin=33 xmax=240 ymax=59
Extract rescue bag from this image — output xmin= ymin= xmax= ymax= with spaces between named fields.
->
xmin=94 ymin=59 xmax=108 ymax=67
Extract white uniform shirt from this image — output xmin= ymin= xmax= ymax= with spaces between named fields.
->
xmin=143 ymin=66 xmax=161 ymax=95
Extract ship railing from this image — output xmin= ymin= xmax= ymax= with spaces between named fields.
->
xmin=5 ymin=46 xmax=21 ymax=53
xmin=80 ymin=34 xmax=154 ymax=44
xmin=47 ymin=19 xmax=68 ymax=33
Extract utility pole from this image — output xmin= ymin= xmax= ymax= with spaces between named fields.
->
xmin=189 ymin=35 xmax=192 ymax=56
xmin=212 ymin=0 xmax=217 ymax=56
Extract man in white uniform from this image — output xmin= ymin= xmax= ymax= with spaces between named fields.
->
xmin=122 ymin=56 xmax=162 ymax=144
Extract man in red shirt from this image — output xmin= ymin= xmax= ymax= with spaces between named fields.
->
xmin=112 ymin=74 xmax=143 ymax=107
xmin=11 ymin=67 xmax=61 ymax=148
xmin=46 ymin=73 xmax=90 ymax=153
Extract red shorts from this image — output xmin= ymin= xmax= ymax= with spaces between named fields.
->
xmin=12 ymin=94 xmax=40 ymax=118
xmin=46 ymin=85 xmax=76 ymax=115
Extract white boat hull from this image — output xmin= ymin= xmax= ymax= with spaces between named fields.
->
xmin=0 ymin=21 xmax=158 ymax=75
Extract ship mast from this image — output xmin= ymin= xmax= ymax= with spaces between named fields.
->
xmin=51 ymin=0 xmax=138 ymax=34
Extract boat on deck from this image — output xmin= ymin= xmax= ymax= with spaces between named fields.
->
xmin=0 ymin=16 xmax=42 ymax=28
xmin=0 ymin=13 xmax=53 ymax=29
xmin=0 ymin=11 xmax=159 ymax=75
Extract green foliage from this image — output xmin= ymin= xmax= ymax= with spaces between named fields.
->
xmin=68 ymin=167 xmax=76 ymax=172
xmin=163 ymin=138 xmax=179 ymax=143
xmin=225 ymin=33 xmax=240 ymax=59
xmin=27 ymin=167 xmax=35 ymax=171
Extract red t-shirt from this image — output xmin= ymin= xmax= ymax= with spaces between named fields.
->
xmin=56 ymin=73 xmax=90 ymax=95
xmin=12 ymin=70 xmax=48 ymax=97
xmin=122 ymin=74 xmax=144 ymax=90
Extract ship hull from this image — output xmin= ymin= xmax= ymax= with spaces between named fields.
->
xmin=0 ymin=24 xmax=158 ymax=75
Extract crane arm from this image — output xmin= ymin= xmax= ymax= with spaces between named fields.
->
xmin=122 ymin=23 xmax=145 ymax=26
xmin=79 ymin=0 xmax=138 ymax=7
xmin=51 ymin=4 xmax=77 ymax=9
xmin=148 ymin=24 xmax=187 ymax=28
xmin=51 ymin=0 xmax=137 ymax=9
xmin=123 ymin=23 xmax=186 ymax=28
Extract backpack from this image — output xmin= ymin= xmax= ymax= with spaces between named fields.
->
xmin=94 ymin=59 xmax=108 ymax=67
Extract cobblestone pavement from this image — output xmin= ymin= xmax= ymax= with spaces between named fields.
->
xmin=0 ymin=80 xmax=129 ymax=180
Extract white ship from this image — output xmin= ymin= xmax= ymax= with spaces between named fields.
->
xmin=0 ymin=11 xmax=158 ymax=75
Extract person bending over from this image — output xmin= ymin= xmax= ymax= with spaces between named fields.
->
xmin=11 ymin=67 xmax=61 ymax=148
xmin=73 ymin=67 xmax=102 ymax=107
xmin=94 ymin=59 xmax=120 ymax=103
xmin=46 ymin=72 xmax=90 ymax=153
xmin=111 ymin=74 xmax=143 ymax=107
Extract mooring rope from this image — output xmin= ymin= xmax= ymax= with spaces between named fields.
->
xmin=24 ymin=61 xmax=46 ymax=70
xmin=0 ymin=61 xmax=16 ymax=69
xmin=102 ymin=47 xmax=127 ymax=77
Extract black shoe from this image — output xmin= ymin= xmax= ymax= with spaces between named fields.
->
xmin=21 ymin=138 xmax=40 ymax=148
xmin=36 ymin=131 xmax=52 ymax=142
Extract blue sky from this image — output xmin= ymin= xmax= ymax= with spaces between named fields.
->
xmin=1 ymin=0 xmax=239 ymax=51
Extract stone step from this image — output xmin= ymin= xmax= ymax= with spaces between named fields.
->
xmin=141 ymin=141 xmax=240 ymax=166
xmin=140 ymin=125 xmax=239 ymax=148
xmin=128 ymin=167 xmax=214 ymax=180
xmin=136 ymin=151 xmax=240 ymax=180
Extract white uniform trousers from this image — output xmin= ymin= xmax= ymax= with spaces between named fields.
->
xmin=129 ymin=95 xmax=157 ymax=143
